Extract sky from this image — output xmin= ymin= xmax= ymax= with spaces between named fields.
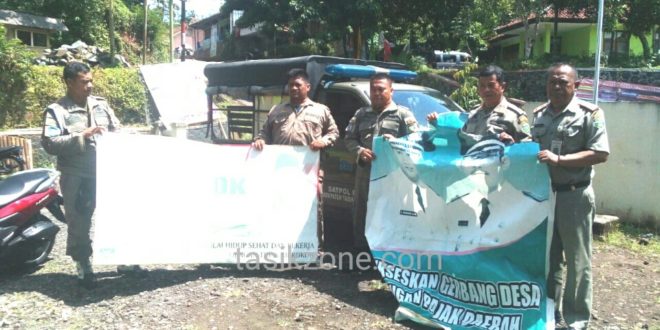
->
xmin=185 ymin=0 xmax=223 ymax=19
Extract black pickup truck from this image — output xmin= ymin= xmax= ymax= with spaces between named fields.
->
xmin=203 ymin=55 xmax=463 ymax=249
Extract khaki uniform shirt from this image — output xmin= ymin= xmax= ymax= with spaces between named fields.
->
xmin=459 ymin=97 xmax=531 ymax=150
xmin=532 ymin=96 xmax=610 ymax=185
xmin=344 ymin=102 xmax=418 ymax=157
xmin=256 ymin=99 xmax=339 ymax=146
xmin=42 ymin=95 xmax=120 ymax=178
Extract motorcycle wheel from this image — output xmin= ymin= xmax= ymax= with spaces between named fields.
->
xmin=22 ymin=215 xmax=57 ymax=267
xmin=22 ymin=235 xmax=56 ymax=267
xmin=0 ymin=155 xmax=25 ymax=176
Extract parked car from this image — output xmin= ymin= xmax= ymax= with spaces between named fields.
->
xmin=203 ymin=56 xmax=464 ymax=249
xmin=428 ymin=50 xmax=472 ymax=69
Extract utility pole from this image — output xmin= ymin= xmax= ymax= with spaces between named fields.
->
xmin=180 ymin=0 xmax=186 ymax=62
xmin=109 ymin=0 xmax=115 ymax=59
xmin=593 ymin=0 xmax=605 ymax=105
xmin=143 ymin=0 xmax=148 ymax=65
xmin=169 ymin=0 xmax=173 ymax=62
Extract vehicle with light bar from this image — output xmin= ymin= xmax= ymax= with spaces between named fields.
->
xmin=203 ymin=56 xmax=464 ymax=249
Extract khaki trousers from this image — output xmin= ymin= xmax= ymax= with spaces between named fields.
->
xmin=547 ymin=185 xmax=595 ymax=330
xmin=60 ymin=174 xmax=96 ymax=262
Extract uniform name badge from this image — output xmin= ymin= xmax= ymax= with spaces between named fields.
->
xmin=550 ymin=140 xmax=562 ymax=155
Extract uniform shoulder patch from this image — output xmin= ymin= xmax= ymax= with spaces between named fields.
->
xmin=46 ymin=102 xmax=65 ymax=112
xmin=533 ymin=102 xmax=549 ymax=113
xmin=577 ymin=100 xmax=599 ymax=113
xmin=506 ymin=104 xmax=525 ymax=116
xmin=397 ymin=105 xmax=413 ymax=114
xmin=356 ymin=106 xmax=370 ymax=117
xmin=591 ymin=109 xmax=606 ymax=129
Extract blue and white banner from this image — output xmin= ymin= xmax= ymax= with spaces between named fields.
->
xmin=93 ymin=133 xmax=319 ymax=265
xmin=367 ymin=112 xmax=555 ymax=329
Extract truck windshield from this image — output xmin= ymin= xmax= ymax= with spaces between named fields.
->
xmin=392 ymin=90 xmax=462 ymax=123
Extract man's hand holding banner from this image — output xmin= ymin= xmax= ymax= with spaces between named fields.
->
xmin=366 ymin=112 xmax=555 ymax=329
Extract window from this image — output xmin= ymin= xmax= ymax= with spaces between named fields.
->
xmin=603 ymin=31 xmax=629 ymax=55
xmin=16 ymin=30 xmax=31 ymax=45
xmin=14 ymin=29 xmax=48 ymax=47
xmin=32 ymin=32 xmax=47 ymax=47
xmin=320 ymin=91 xmax=364 ymax=137
xmin=551 ymin=36 xmax=562 ymax=54
xmin=502 ymin=44 xmax=518 ymax=61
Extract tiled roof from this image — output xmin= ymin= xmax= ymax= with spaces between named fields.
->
xmin=496 ymin=6 xmax=593 ymax=33
xmin=0 ymin=9 xmax=68 ymax=32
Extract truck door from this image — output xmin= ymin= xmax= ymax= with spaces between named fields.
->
xmin=316 ymin=89 xmax=365 ymax=248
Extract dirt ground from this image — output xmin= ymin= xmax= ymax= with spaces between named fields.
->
xmin=0 ymin=220 xmax=658 ymax=330
xmin=1 ymin=128 xmax=658 ymax=329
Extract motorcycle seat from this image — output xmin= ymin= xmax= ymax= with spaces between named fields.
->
xmin=0 ymin=146 xmax=22 ymax=155
xmin=0 ymin=169 xmax=52 ymax=208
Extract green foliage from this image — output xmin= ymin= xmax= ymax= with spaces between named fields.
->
xmin=9 ymin=65 xmax=147 ymax=129
xmin=0 ymin=0 xmax=172 ymax=65
xmin=275 ymin=44 xmax=313 ymax=58
xmin=392 ymin=53 xmax=431 ymax=73
xmin=600 ymin=222 xmax=660 ymax=256
xmin=450 ymin=63 xmax=480 ymax=110
xmin=24 ymin=66 xmax=66 ymax=127
xmin=88 ymin=68 xmax=148 ymax=124
xmin=129 ymin=3 xmax=171 ymax=63
xmin=0 ymin=25 xmax=34 ymax=128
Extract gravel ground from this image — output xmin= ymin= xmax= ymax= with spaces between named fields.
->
xmin=1 ymin=125 xmax=658 ymax=329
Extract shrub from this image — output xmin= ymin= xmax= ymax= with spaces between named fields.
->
xmin=450 ymin=63 xmax=480 ymax=110
xmin=91 ymin=68 xmax=148 ymax=124
xmin=0 ymin=25 xmax=33 ymax=128
xmin=24 ymin=66 xmax=66 ymax=127
xmin=16 ymin=66 xmax=148 ymax=128
xmin=275 ymin=44 xmax=313 ymax=58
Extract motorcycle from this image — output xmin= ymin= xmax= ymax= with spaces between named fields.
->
xmin=0 ymin=168 xmax=65 ymax=269
xmin=0 ymin=146 xmax=26 ymax=176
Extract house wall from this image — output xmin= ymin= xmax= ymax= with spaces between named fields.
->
xmin=506 ymin=68 xmax=660 ymax=102
xmin=523 ymin=101 xmax=660 ymax=227
xmin=629 ymin=33 xmax=653 ymax=56
xmin=2 ymin=24 xmax=52 ymax=53
xmin=531 ymin=25 xmax=551 ymax=57
xmin=561 ymin=25 xmax=593 ymax=56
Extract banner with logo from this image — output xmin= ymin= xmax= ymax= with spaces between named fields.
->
xmin=366 ymin=112 xmax=555 ymax=329
xmin=93 ymin=133 xmax=319 ymax=265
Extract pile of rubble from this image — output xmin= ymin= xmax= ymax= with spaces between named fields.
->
xmin=33 ymin=40 xmax=131 ymax=67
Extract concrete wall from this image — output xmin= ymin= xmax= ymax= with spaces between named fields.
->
xmin=524 ymin=101 xmax=660 ymax=227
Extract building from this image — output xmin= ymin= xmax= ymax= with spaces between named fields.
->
xmin=189 ymin=10 xmax=265 ymax=61
xmin=488 ymin=6 xmax=658 ymax=64
xmin=0 ymin=9 xmax=67 ymax=52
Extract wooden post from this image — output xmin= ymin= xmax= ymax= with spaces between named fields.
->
xmin=0 ymin=135 xmax=33 ymax=169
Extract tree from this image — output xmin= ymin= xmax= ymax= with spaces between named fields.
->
xmin=621 ymin=0 xmax=659 ymax=60
xmin=0 ymin=0 xmax=171 ymax=63
xmin=511 ymin=0 xmax=549 ymax=59
xmin=450 ymin=0 xmax=515 ymax=56
xmin=381 ymin=1 xmax=465 ymax=54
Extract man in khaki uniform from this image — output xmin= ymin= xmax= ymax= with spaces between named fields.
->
xmin=252 ymin=68 xmax=339 ymax=249
xmin=252 ymin=68 xmax=339 ymax=150
xmin=344 ymin=73 xmax=418 ymax=253
xmin=532 ymin=63 xmax=609 ymax=329
xmin=429 ymin=65 xmax=530 ymax=153
xmin=42 ymin=62 xmax=132 ymax=289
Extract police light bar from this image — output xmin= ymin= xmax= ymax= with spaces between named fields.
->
xmin=325 ymin=64 xmax=417 ymax=81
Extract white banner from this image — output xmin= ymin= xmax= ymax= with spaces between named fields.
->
xmin=93 ymin=133 xmax=319 ymax=265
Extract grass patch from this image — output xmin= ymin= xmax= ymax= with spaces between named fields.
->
xmin=599 ymin=222 xmax=660 ymax=256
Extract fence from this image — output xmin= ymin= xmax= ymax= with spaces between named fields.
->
xmin=0 ymin=135 xmax=33 ymax=169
